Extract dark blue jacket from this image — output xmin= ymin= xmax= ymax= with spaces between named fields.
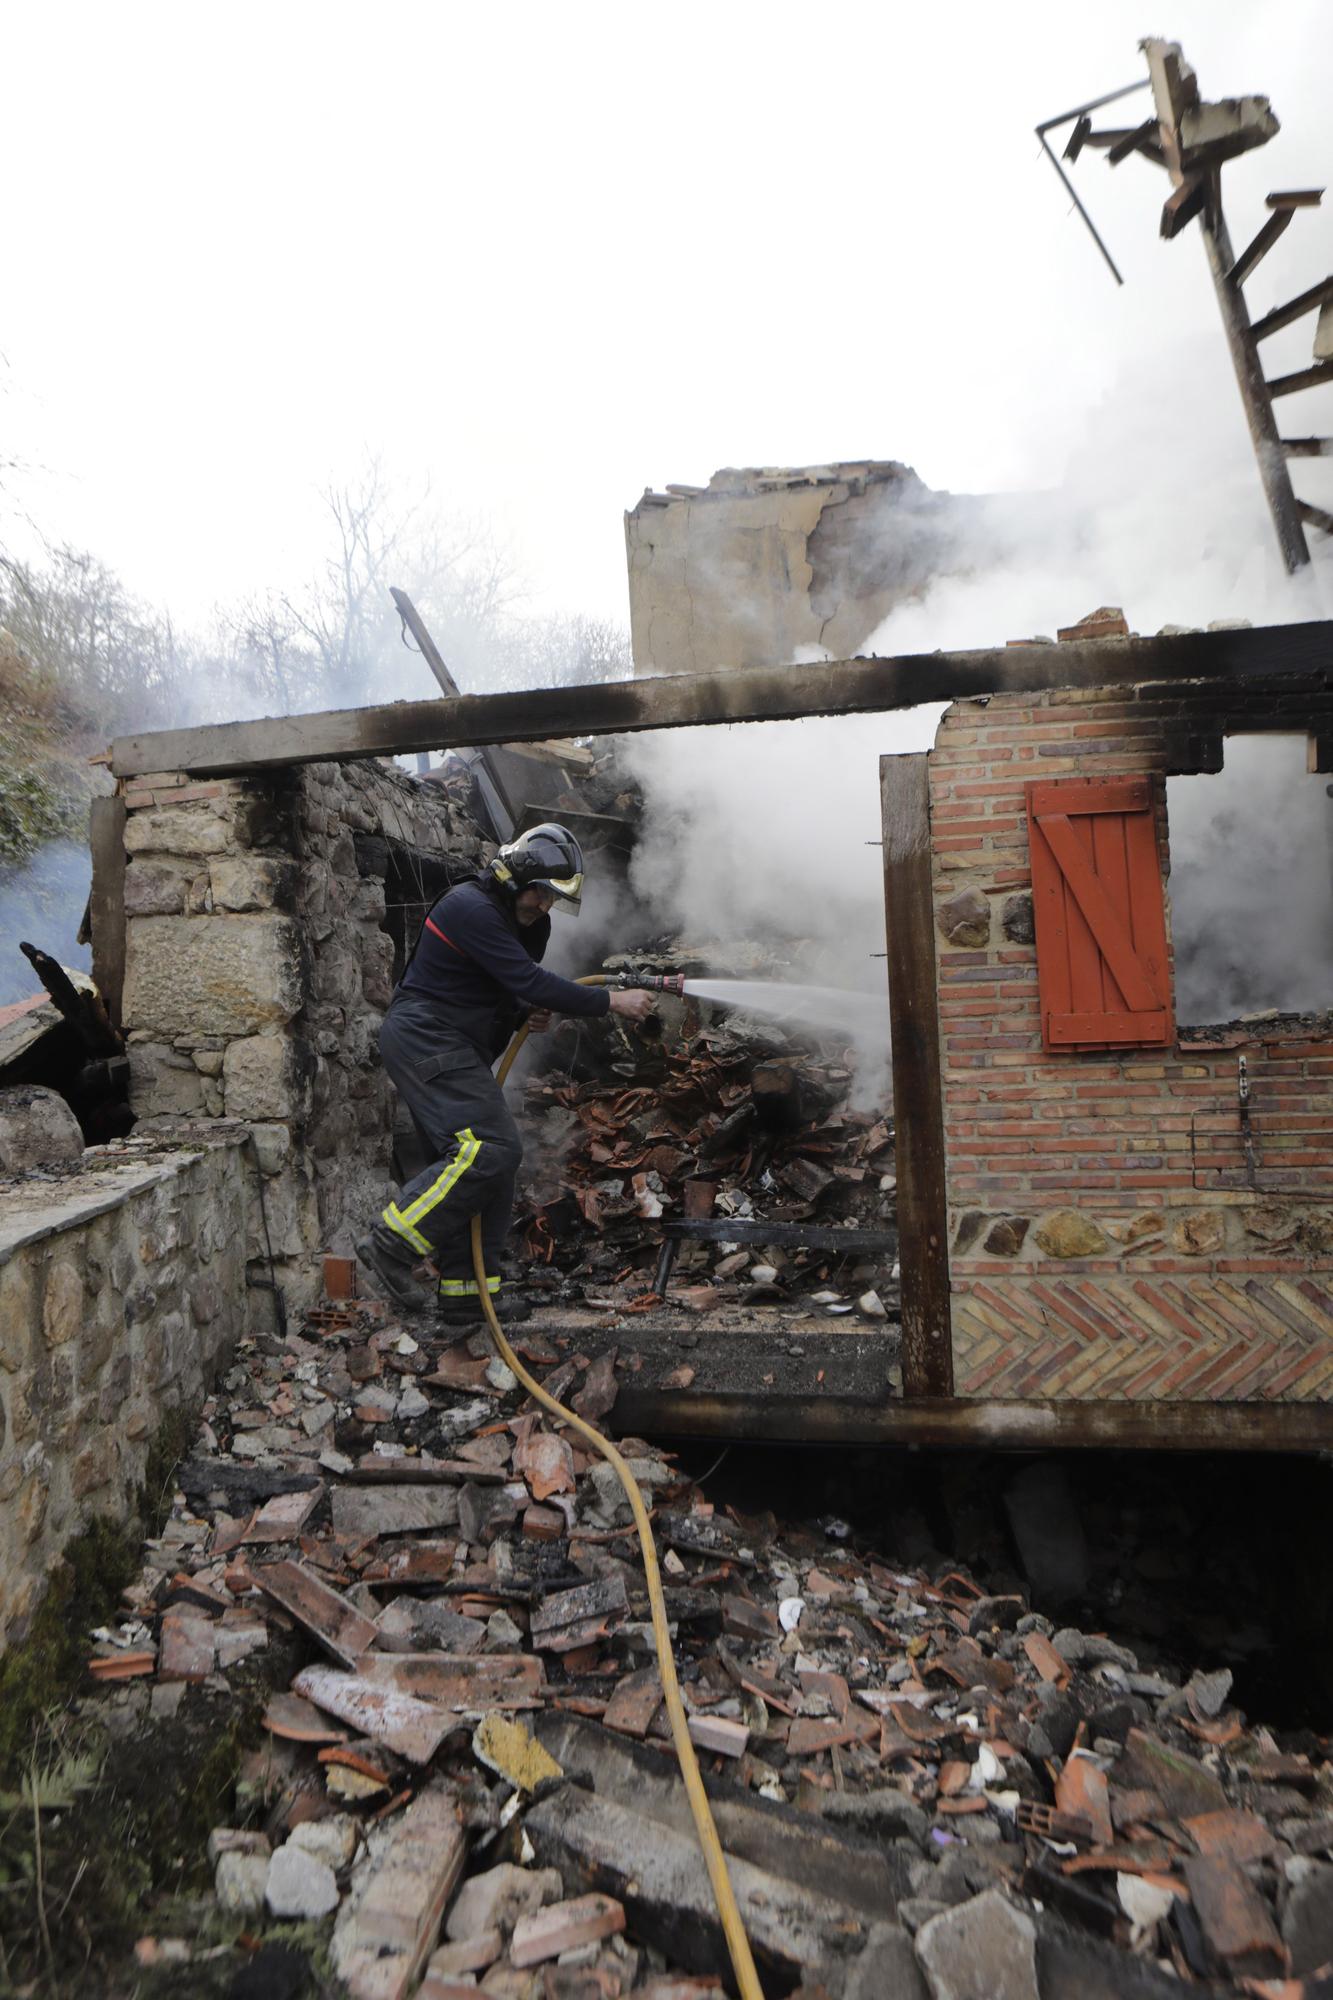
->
xmin=396 ymin=877 xmax=610 ymax=1057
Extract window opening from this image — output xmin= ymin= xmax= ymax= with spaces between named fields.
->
xmin=1166 ymin=734 xmax=1333 ymax=1026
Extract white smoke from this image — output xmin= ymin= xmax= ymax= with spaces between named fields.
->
xmin=620 ymin=318 xmax=1333 ymax=1055
xmin=0 ymin=839 xmax=92 ymax=1004
xmin=1167 ymin=736 xmax=1333 ymax=1023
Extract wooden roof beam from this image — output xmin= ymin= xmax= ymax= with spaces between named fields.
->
xmin=109 ymin=620 xmax=1333 ymax=780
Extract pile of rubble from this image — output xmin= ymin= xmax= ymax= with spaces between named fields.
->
xmin=70 ymin=1289 xmax=1333 ymax=1998
xmin=514 ymin=978 xmax=897 ymax=1320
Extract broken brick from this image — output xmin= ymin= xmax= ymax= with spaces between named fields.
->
xmin=510 ymin=1894 xmax=627 ymax=1968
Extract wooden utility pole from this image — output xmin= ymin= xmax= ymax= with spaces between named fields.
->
xmin=1141 ymin=39 xmax=1312 ymax=574
xmin=1043 ymin=41 xmax=1333 ymax=576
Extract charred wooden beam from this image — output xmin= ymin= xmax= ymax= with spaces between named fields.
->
xmin=1281 ymin=438 xmax=1333 ymax=457
xmin=1250 ymin=276 xmax=1333 ymax=342
xmin=390 ymin=587 xmax=520 ymax=833
xmin=662 ymin=1219 xmax=896 ymax=1254
xmin=881 ymin=753 xmax=952 ymax=1398
xmin=88 ymin=794 xmax=127 ymax=1031
xmin=608 ymin=1386 xmax=1333 ymax=1454
xmin=1140 ymin=40 xmax=1309 ymax=572
xmin=109 ymin=621 xmax=1333 ymax=779
xmin=1228 ymin=210 xmax=1293 ymax=287
xmin=1102 ymin=118 xmax=1162 ymax=167
xmin=1297 ymin=499 xmax=1333 ymax=537
xmin=1270 ymin=360 xmax=1333 ymax=398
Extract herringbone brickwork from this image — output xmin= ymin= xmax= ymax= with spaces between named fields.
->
xmin=953 ymin=1272 xmax=1333 ymax=1400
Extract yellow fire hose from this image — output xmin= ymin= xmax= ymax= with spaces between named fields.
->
xmin=469 ymin=977 xmax=765 ymax=2000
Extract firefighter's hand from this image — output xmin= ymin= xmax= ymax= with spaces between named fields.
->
xmin=609 ymin=989 xmax=656 ymax=1023
xmin=526 ymin=1009 xmax=553 ymax=1033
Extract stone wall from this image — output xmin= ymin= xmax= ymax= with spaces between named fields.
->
xmin=624 ymin=462 xmax=1013 ymax=675
xmin=0 ymin=1130 xmax=248 ymax=1646
xmin=925 ymin=659 xmax=1333 ymax=1403
xmin=119 ymin=759 xmax=487 ymax=1309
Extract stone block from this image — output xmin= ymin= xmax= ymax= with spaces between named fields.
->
xmin=42 ymin=1258 xmax=86 ymax=1348
xmin=128 ymin=1044 xmax=205 ymax=1117
xmin=71 ymin=1433 xmax=119 ymax=1499
xmin=209 ymin=855 xmax=298 ymax=912
xmin=983 ymin=1217 xmax=1029 ymax=1257
xmin=1033 ymin=1211 xmax=1107 ymax=1259
xmin=936 ymin=888 xmax=991 ymax=949
xmin=124 ymin=914 xmax=304 ymax=1038
xmin=123 ymin=859 xmax=193 ymax=917
xmin=1000 ymin=893 xmax=1035 ymax=945
xmin=916 ymin=1888 xmax=1038 ymax=2000
xmin=124 ymin=809 xmax=231 ymax=857
xmin=0 ymin=1087 xmax=84 ymax=1172
xmin=223 ymin=1035 xmax=303 ymax=1121
xmin=246 ymin=1122 xmax=291 ymax=1174
xmin=1171 ymin=1211 xmax=1227 ymax=1256
xmin=0 ymin=1257 xmax=35 ymax=1371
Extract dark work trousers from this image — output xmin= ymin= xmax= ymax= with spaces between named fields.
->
xmin=377 ymin=992 xmax=523 ymax=1289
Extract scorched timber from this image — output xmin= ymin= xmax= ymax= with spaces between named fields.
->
xmin=110 ymin=621 xmax=1333 ymax=777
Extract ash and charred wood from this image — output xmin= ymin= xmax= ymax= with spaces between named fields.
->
xmin=749 ymin=1060 xmax=805 ymax=1134
xmin=698 ymin=1100 xmax=756 ymax=1162
xmin=178 ymin=1461 xmax=322 ymax=1505
xmin=1250 ymin=275 xmax=1333 ymax=342
xmin=18 ymin=941 xmax=120 ymax=1055
xmin=1228 ymin=210 xmax=1293 ymax=287
xmin=881 ymin=754 xmax=952 ymax=1399
xmin=109 ymin=622 xmax=1333 ymax=778
xmin=663 ymin=1218 xmax=896 ymax=1253
xmin=1270 ymin=360 xmax=1333 ymax=398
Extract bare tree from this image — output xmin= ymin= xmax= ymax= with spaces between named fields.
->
xmin=0 ymin=545 xmax=181 ymax=731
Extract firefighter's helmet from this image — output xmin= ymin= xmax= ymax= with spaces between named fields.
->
xmin=490 ymin=822 xmax=585 ymax=913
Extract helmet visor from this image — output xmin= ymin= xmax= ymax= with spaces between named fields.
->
xmin=537 ymin=870 xmax=583 ymax=913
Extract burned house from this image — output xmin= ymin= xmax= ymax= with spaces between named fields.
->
xmin=4 ymin=611 xmax=1333 ymax=1645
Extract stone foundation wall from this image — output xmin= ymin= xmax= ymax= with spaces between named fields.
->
xmin=926 ymin=667 xmax=1333 ymax=1402
xmin=119 ymin=759 xmax=486 ymax=1309
xmin=0 ymin=1130 xmax=249 ymax=1647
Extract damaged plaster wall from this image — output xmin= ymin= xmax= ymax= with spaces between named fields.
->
xmin=624 ymin=462 xmax=1013 ymax=674
xmin=118 ymin=758 xmax=489 ymax=1310
xmin=925 ymin=654 xmax=1333 ymax=1405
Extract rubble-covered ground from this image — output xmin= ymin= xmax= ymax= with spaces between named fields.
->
xmin=508 ymin=953 xmax=898 ymax=1330
xmin=2 ymin=1285 xmax=1332 ymax=2000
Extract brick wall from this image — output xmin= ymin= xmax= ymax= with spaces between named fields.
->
xmin=928 ymin=673 xmax=1333 ymax=1402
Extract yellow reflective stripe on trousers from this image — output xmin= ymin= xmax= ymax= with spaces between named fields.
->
xmin=382 ymin=1126 xmax=483 ymax=1253
xmin=438 ymin=1276 xmax=502 ymax=1296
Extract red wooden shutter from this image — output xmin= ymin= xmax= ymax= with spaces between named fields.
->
xmin=1026 ymin=776 xmax=1172 ymax=1051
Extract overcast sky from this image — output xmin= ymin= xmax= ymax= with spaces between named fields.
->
xmin=3 ymin=0 xmax=1331 ymax=638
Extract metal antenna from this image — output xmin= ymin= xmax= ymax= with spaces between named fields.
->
xmin=1035 ymin=78 xmax=1152 ymax=285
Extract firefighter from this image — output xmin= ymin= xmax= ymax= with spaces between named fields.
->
xmin=356 ymin=822 xmax=654 ymax=1323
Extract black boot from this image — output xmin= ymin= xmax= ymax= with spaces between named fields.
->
xmin=436 ymin=1284 xmax=535 ymax=1329
xmin=355 ymin=1227 xmax=431 ymax=1315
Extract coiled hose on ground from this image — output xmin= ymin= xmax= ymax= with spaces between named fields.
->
xmin=469 ymin=975 xmax=765 ymax=2000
